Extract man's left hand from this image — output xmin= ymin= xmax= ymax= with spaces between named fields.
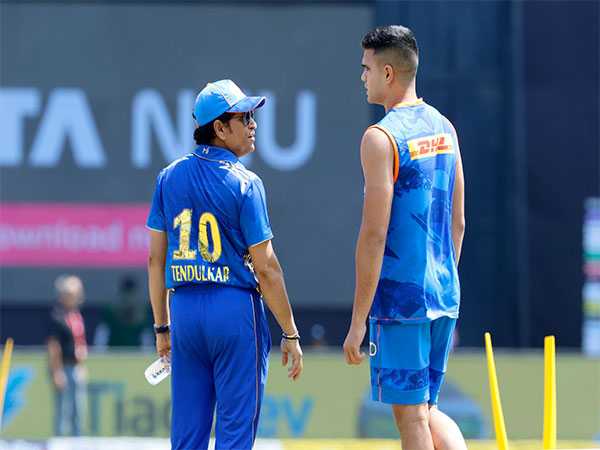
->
xmin=156 ymin=331 xmax=171 ymax=358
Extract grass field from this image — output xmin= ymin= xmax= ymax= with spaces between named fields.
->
xmin=1 ymin=438 xmax=596 ymax=449
xmin=279 ymin=440 xmax=599 ymax=449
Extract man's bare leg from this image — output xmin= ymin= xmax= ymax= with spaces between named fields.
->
xmin=429 ymin=406 xmax=467 ymax=450
xmin=392 ymin=403 xmax=435 ymax=450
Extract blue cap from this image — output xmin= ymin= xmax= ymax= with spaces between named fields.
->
xmin=193 ymin=80 xmax=266 ymax=126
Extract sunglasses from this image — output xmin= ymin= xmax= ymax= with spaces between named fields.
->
xmin=232 ymin=110 xmax=255 ymax=127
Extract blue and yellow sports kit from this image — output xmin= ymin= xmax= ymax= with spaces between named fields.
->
xmin=368 ymin=99 xmax=461 ymax=405
xmin=147 ymin=145 xmax=272 ymax=449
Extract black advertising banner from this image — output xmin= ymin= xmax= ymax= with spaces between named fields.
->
xmin=0 ymin=3 xmax=372 ymax=304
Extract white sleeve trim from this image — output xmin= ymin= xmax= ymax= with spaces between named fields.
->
xmin=247 ymin=234 xmax=274 ymax=249
xmin=145 ymin=225 xmax=166 ymax=232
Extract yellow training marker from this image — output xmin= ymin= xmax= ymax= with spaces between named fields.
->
xmin=0 ymin=338 xmax=14 ymax=431
xmin=484 ymin=332 xmax=509 ymax=450
xmin=543 ymin=335 xmax=557 ymax=449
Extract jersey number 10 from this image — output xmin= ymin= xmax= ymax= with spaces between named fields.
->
xmin=172 ymin=209 xmax=222 ymax=263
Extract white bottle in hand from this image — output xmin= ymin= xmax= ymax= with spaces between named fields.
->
xmin=145 ymin=355 xmax=171 ymax=385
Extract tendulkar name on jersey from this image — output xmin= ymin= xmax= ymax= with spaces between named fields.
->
xmin=146 ymin=145 xmax=273 ymax=290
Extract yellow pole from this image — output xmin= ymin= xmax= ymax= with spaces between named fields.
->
xmin=543 ymin=335 xmax=557 ymax=449
xmin=0 ymin=338 xmax=14 ymax=431
xmin=484 ymin=332 xmax=509 ymax=450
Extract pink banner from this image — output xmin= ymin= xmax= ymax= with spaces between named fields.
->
xmin=0 ymin=203 xmax=151 ymax=267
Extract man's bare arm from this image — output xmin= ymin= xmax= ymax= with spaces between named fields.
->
xmin=249 ymin=240 xmax=303 ymax=380
xmin=351 ymin=128 xmax=395 ymax=326
xmin=148 ymin=230 xmax=170 ymax=356
xmin=451 ymin=142 xmax=465 ymax=265
xmin=249 ymin=240 xmax=297 ymax=336
xmin=47 ymin=337 xmax=65 ymax=389
xmin=47 ymin=337 xmax=62 ymax=371
xmin=344 ymin=127 xmax=394 ymax=365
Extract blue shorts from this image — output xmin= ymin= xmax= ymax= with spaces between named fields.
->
xmin=170 ymin=284 xmax=271 ymax=450
xmin=369 ymin=317 xmax=456 ymax=405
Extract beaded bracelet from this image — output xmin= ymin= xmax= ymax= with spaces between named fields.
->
xmin=282 ymin=333 xmax=300 ymax=341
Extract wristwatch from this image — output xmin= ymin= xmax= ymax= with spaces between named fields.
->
xmin=153 ymin=324 xmax=170 ymax=334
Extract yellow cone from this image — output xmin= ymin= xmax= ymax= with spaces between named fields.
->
xmin=543 ymin=335 xmax=557 ymax=449
xmin=484 ymin=332 xmax=509 ymax=450
xmin=0 ymin=338 xmax=14 ymax=431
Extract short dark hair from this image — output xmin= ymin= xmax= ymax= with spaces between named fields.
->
xmin=362 ymin=25 xmax=419 ymax=79
xmin=193 ymin=112 xmax=234 ymax=146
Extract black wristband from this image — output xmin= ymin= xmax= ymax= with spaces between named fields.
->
xmin=154 ymin=324 xmax=170 ymax=334
xmin=282 ymin=332 xmax=300 ymax=341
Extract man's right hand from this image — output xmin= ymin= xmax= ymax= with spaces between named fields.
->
xmin=155 ymin=331 xmax=171 ymax=358
xmin=343 ymin=322 xmax=367 ymax=365
xmin=280 ymin=339 xmax=303 ymax=381
xmin=53 ymin=369 xmax=66 ymax=391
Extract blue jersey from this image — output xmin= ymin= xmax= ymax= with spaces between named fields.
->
xmin=146 ymin=145 xmax=273 ymax=291
xmin=370 ymin=99 xmax=460 ymax=323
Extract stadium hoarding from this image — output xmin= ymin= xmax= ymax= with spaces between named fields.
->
xmin=2 ymin=351 xmax=598 ymax=440
xmin=0 ymin=2 xmax=371 ymax=305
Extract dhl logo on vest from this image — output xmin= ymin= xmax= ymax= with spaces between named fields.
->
xmin=408 ymin=133 xmax=454 ymax=160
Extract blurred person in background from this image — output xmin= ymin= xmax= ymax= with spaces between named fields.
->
xmin=93 ymin=276 xmax=153 ymax=350
xmin=47 ymin=274 xmax=88 ymax=436
xmin=146 ymin=80 xmax=303 ymax=450
xmin=309 ymin=323 xmax=328 ymax=349
xmin=343 ymin=26 xmax=466 ymax=450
